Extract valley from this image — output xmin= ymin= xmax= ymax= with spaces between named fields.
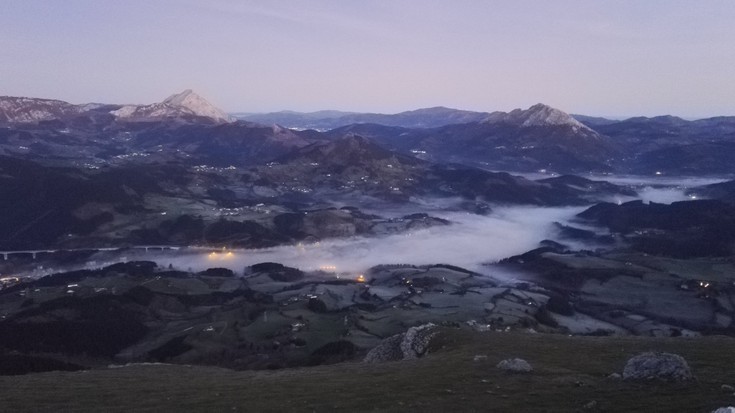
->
xmin=1 ymin=91 xmax=734 ymax=412
xmin=6 ymin=2 xmax=735 ymax=410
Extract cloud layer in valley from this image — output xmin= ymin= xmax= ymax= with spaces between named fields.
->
xmin=114 ymin=206 xmax=585 ymax=277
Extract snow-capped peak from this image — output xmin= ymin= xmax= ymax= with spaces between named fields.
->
xmin=162 ymin=89 xmax=231 ymax=122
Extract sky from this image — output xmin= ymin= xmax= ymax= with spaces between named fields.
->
xmin=1 ymin=0 xmax=734 ymax=117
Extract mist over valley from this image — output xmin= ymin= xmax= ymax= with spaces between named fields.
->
xmin=1 ymin=90 xmax=735 ymax=413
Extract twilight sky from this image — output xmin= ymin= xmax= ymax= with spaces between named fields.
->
xmin=2 ymin=0 xmax=734 ymax=117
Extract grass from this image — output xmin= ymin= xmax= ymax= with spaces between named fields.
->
xmin=1 ymin=329 xmax=734 ymax=412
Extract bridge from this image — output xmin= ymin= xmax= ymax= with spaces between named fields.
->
xmin=0 ymin=245 xmax=183 ymax=260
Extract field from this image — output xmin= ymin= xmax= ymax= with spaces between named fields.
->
xmin=2 ymin=328 xmax=734 ymax=412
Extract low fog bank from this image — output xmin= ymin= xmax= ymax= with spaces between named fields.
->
xmin=509 ymin=172 xmax=730 ymax=205
xmin=591 ymin=175 xmax=730 ymax=205
xmin=613 ymin=186 xmax=695 ymax=204
xmin=592 ymin=175 xmax=729 ymax=187
xmin=22 ymin=174 xmax=729 ymax=280
xmin=112 ymin=206 xmax=585 ymax=278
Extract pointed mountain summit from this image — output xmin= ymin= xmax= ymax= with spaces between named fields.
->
xmin=162 ymin=89 xmax=231 ymax=122
xmin=0 ymin=90 xmax=231 ymax=124
xmin=486 ymin=103 xmax=592 ymax=131
xmin=111 ymin=89 xmax=231 ymax=123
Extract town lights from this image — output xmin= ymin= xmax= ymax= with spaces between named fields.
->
xmin=207 ymin=251 xmax=235 ymax=260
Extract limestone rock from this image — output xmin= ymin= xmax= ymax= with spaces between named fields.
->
xmin=496 ymin=358 xmax=533 ymax=373
xmin=400 ymin=323 xmax=437 ymax=360
xmin=622 ymin=352 xmax=693 ymax=382
xmin=364 ymin=323 xmax=437 ymax=363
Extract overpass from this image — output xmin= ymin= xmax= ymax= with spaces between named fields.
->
xmin=0 ymin=245 xmax=183 ymax=260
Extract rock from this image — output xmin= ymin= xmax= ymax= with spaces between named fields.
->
xmin=583 ymin=400 xmax=598 ymax=410
xmin=722 ymin=384 xmax=735 ymax=392
xmin=622 ymin=352 xmax=693 ymax=382
xmin=363 ymin=334 xmax=404 ymax=363
xmin=400 ymin=323 xmax=437 ymax=360
xmin=712 ymin=408 xmax=735 ymax=413
xmin=607 ymin=372 xmax=622 ymax=380
xmin=363 ymin=323 xmax=437 ymax=363
xmin=496 ymin=358 xmax=533 ymax=373
xmin=473 ymin=355 xmax=488 ymax=362
xmin=466 ymin=319 xmax=491 ymax=332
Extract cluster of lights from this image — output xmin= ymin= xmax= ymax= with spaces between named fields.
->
xmin=207 ymin=251 xmax=235 ymax=260
xmin=0 ymin=276 xmax=21 ymax=289
xmin=320 ymin=265 xmax=337 ymax=272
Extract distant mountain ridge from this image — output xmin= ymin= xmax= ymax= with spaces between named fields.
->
xmin=0 ymin=90 xmax=232 ymax=124
xmin=573 ymin=113 xmax=735 ymax=174
xmin=0 ymin=96 xmax=83 ymax=123
xmin=236 ymin=103 xmax=598 ymax=133
xmin=486 ymin=103 xmax=593 ymax=132
xmin=324 ymin=104 xmax=614 ymax=173
xmin=234 ymin=106 xmax=490 ymax=130
xmin=4 ymin=90 xmax=735 ymax=174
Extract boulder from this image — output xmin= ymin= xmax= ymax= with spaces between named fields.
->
xmin=496 ymin=358 xmax=533 ymax=373
xmin=711 ymin=408 xmax=735 ymax=413
xmin=622 ymin=352 xmax=693 ymax=381
xmin=363 ymin=334 xmax=404 ymax=363
xmin=400 ymin=323 xmax=437 ymax=360
xmin=364 ymin=323 xmax=437 ymax=363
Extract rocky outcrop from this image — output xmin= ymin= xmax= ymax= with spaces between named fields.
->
xmin=486 ymin=103 xmax=594 ymax=131
xmin=363 ymin=323 xmax=437 ymax=363
xmin=112 ymin=90 xmax=231 ymax=123
xmin=400 ymin=324 xmax=437 ymax=360
xmin=496 ymin=358 xmax=533 ymax=373
xmin=363 ymin=334 xmax=404 ymax=363
xmin=622 ymin=352 xmax=693 ymax=381
xmin=0 ymin=96 xmax=82 ymax=123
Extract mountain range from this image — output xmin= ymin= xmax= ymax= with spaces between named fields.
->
xmin=0 ymin=89 xmax=231 ymax=125
xmin=233 ymin=106 xmax=490 ymax=130
xmin=2 ymin=90 xmax=735 ymax=175
xmin=3 ymin=89 xmax=735 ymax=393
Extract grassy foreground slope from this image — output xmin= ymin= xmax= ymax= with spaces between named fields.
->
xmin=1 ymin=329 xmax=734 ymax=412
